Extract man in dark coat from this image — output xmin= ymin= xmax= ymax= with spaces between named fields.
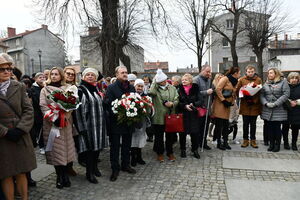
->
xmin=193 ymin=65 xmax=213 ymax=150
xmin=105 ymin=66 xmax=136 ymax=182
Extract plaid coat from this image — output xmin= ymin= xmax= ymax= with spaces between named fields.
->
xmin=75 ymin=80 xmax=108 ymax=153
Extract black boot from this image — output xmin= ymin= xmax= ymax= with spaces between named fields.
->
xmin=284 ymin=142 xmax=291 ymax=150
xmin=62 ymin=165 xmax=71 ymax=187
xmin=292 ymin=132 xmax=298 ymax=151
xmin=192 ymin=150 xmax=200 ymax=159
xmin=26 ymin=172 xmax=36 ymax=187
xmin=86 ymin=152 xmax=98 ymax=184
xmin=180 ymin=150 xmax=187 ymax=158
xmin=131 ymin=148 xmax=137 ymax=167
xmin=217 ymin=140 xmax=226 ymax=150
xmin=267 ymin=143 xmax=274 ymax=151
xmin=110 ymin=170 xmax=119 ymax=182
xmin=292 ymin=142 xmax=298 ymax=151
xmin=272 ymin=139 xmax=280 ymax=152
xmin=54 ymin=166 xmax=64 ymax=189
xmin=94 ymin=151 xmax=102 ymax=177
xmin=223 ymin=141 xmax=231 ymax=150
xmin=136 ymin=148 xmax=146 ymax=165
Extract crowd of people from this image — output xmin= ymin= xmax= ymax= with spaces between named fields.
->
xmin=0 ymin=52 xmax=300 ymax=200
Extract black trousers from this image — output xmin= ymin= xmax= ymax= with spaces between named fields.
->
xmin=199 ymin=116 xmax=210 ymax=146
xmin=242 ymin=115 xmax=258 ymax=140
xmin=153 ymin=124 xmax=175 ymax=156
xmin=282 ymin=123 xmax=300 ymax=144
xmin=109 ymin=132 xmax=132 ymax=171
xmin=213 ymin=118 xmax=229 ymax=143
xmin=265 ymin=121 xmax=281 ymax=145
xmin=179 ymin=131 xmax=200 ymax=152
xmin=263 ymin=120 xmax=269 ymax=143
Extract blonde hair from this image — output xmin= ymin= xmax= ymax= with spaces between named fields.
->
xmin=63 ymin=66 xmax=77 ymax=85
xmin=212 ymin=73 xmax=224 ymax=87
xmin=287 ymin=72 xmax=300 ymax=83
xmin=182 ymin=73 xmax=193 ymax=84
xmin=267 ymin=68 xmax=282 ymax=82
xmin=45 ymin=67 xmax=66 ymax=86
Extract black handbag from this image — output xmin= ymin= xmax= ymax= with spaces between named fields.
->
xmin=222 ymin=90 xmax=232 ymax=98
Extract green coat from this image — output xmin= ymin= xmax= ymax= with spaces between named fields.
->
xmin=149 ymin=83 xmax=179 ymax=125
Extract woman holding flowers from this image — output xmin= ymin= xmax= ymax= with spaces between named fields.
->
xmin=236 ymin=65 xmax=262 ymax=148
xmin=149 ymin=69 xmax=179 ymax=162
xmin=74 ymin=68 xmax=108 ymax=184
xmin=260 ymin=68 xmax=290 ymax=152
xmin=40 ymin=67 xmax=77 ymax=189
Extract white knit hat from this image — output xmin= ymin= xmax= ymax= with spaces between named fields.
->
xmin=134 ymin=79 xmax=144 ymax=86
xmin=128 ymin=73 xmax=137 ymax=81
xmin=155 ymin=69 xmax=168 ymax=83
xmin=82 ymin=68 xmax=99 ymax=80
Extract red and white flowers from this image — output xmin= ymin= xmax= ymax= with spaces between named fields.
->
xmin=111 ymin=93 xmax=153 ymax=126
xmin=239 ymin=82 xmax=262 ymax=98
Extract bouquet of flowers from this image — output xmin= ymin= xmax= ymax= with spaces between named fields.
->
xmin=111 ymin=93 xmax=154 ymax=126
xmin=239 ymin=82 xmax=262 ymax=98
xmin=44 ymin=85 xmax=81 ymax=128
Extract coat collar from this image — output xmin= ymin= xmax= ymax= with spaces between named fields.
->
xmin=0 ymin=80 xmax=19 ymax=101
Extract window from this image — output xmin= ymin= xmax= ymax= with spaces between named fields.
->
xmin=226 ymin=19 xmax=234 ymax=29
xmin=16 ymin=39 xmax=20 ymax=46
xmin=222 ymin=38 xmax=229 ymax=47
xmin=250 ymin=56 xmax=256 ymax=62
xmin=223 ymin=57 xmax=229 ymax=63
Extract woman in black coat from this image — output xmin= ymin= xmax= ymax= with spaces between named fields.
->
xmin=178 ymin=74 xmax=202 ymax=159
xmin=286 ymin=72 xmax=300 ymax=150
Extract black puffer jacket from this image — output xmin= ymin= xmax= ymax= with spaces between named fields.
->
xmin=288 ymin=83 xmax=300 ymax=125
xmin=178 ymin=83 xmax=202 ymax=134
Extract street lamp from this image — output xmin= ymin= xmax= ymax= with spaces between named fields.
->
xmin=31 ymin=58 xmax=34 ymax=74
xmin=38 ymin=49 xmax=42 ymax=72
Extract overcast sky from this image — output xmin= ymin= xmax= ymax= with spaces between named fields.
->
xmin=1 ymin=0 xmax=300 ymax=72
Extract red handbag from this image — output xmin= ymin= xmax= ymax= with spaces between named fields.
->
xmin=197 ymin=107 xmax=207 ymax=117
xmin=165 ymin=113 xmax=184 ymax=133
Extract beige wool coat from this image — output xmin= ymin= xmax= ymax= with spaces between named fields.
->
xmin=0 ymin=80 xmax=37 ymax=179
xmin=212 ymin=76 xmax=236 ymax=120
xmin=40 ymin=85 xmax=76 ymax=166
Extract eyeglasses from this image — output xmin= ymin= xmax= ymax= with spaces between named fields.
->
xmin=0 ymin=68 xmax=13 ymax=73
xmin=65 ymin=72 xmax=75 ymax=77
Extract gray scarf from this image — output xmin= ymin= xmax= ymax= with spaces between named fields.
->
xmin=0 ymin=79 xmax=10 ymax=96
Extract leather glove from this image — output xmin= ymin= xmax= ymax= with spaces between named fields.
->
xmin=222 ymin=100 xmax=233 ymax=107
xmin=53 ymin=118 xmax=60 ymax=127
xmin=5 ymin=128 xmax=25 ymax=142
xmin=266 ymin=102 xmax=276 ymax=108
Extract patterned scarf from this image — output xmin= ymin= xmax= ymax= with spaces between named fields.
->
xmin=0 ymin=79 xmax=10 ymax=96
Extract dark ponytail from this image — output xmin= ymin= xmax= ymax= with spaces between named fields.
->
xmin=225 ymin=66 xmax=240 ymax=76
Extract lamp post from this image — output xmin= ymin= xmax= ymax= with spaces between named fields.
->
xmin=38 ymin=49 xmax=42 ymax=72
xmin=31 ymin=58 xmax=34 ymax=74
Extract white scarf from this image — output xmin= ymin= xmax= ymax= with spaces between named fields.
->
xmin=0 ymin=79 xmax=10 ymax=96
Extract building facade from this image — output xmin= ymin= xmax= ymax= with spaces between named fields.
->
xmin=80 ymin=27 xmax=144 ymax=74
xmin=0 ymin=25 xmax=66 ymax=75
xmin=144 ymin=61 xmax=169 ymax=72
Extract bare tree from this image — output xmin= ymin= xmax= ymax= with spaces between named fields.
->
xmin=210 ymin=0 xmax=252 ymax=68
xmin=174 ymin=0 xmax=215 ymax=72
xmin=244 ymin=0 xmax=291 ymax=77
xmin=0 ymin=30 xmax=7 ymax=38
xmin=34 ymin=0 xmax=169 ymax=76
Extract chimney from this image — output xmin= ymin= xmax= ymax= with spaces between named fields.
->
xmin=285 ymin=34 xmax=288 ymax=41
xmin=41 ymin=24 xmax=48 ymax=30
xmin=274 ymin=34 xmax=278 ymax=48
xmin=88 ymin=27 xmax=100 ymax=36
xmin=297 ymin=33 xmax=300 ymax=40
xmin=7 ymin=27 xmax=16 ymax=38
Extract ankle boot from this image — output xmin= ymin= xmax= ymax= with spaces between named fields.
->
xmin=284 ymin=142 xmax=291 ymax=150
xmin=86 ymin=153 xmax=98 ymax=184
xmin=62 ymin=166 xmax=71 ymax=187
xmin=180 ymin=150 xmax=187 ymax=158
xmin=192 ymin=150 xmax=200 ymax=159
xmin=223 ymin=141 xmax=231 ymax=150
xmin=93 ymin=151 xmax=101 ymax=177
xmin=136 ymin=148 xmax=146 ymax=165
xmin=272 ymin=144 xmax=280 ymax=152
xmin=26 ymin=172 xmax=37 ymax=187
xmin=54 ymin=166 xmax=64 ymax=189
xmin=292 ymin=141 xmax=298 ymax=151
xmin=131 ymin=148 xmax=137 ymax=167
xmin=217 ymin=140 xmax=226 ymax=150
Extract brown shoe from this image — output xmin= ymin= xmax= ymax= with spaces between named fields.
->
xmin=241 ymin=140 xmax=249 ymax=148
xmin=250 ymin=140 xmax=258 ymax=148
xmin=157 ymin=154 xmax=164 ymax=162
xmin=168 ymin=154 xmax=176 ymax=162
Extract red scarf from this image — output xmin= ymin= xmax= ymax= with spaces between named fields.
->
xmin=183 ymin=85 xmax=192 ymax=95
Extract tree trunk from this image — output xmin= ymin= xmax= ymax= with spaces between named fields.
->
xmin=230 ymin=41 xmax=239 ymax=68
xmin=118 ymin=46 xmax=131 ymax=73
xmin=256 ymin=51 xmax=264 ymax=80
xmin=99 ymin=0 xmax=119 ymax=77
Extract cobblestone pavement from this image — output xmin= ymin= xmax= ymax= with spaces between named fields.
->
xmin=29 ymin=119 xmax=300 ymax=200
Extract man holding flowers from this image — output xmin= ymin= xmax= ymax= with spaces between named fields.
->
xmin=105 ymin=66 xmax=136 ymax=182
xmin=236 ymin=65 xmax=262 ymax=148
